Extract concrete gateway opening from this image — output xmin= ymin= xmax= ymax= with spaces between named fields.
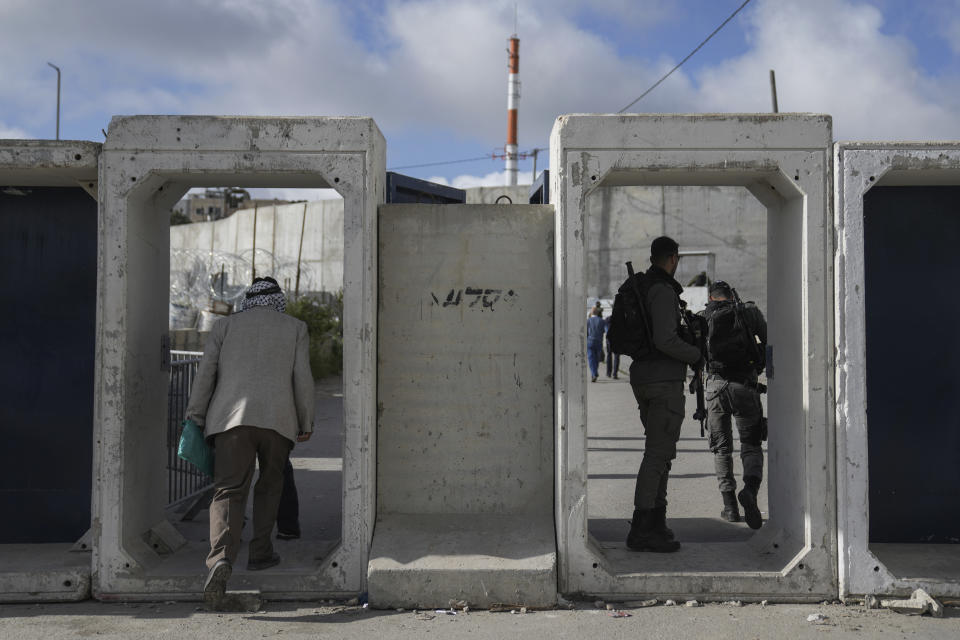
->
xmin=551 ymin=114 xmax=836 ymax=600
xmin=166 ymin=186 xmax=347 ymax=589
xmin=583 ymin=184 xmax=770 ymax=558
xmin=0 ymin=140 xmax=100 ymax=602
xmin=93 ymin=116 xmax=383 ymax=599
xmin=836 ymin=143 xmax=960 ymax=599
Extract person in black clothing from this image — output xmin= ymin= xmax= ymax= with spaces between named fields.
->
xmin=276 ymin=459 xmax=301 ymax=539
xmin=625 ymin=236 xmax=701 ymax=553
xmin=604 ymin=314 xmax=620 ymax=379
xmin=701 ymin=281 xmax=768 ymax=529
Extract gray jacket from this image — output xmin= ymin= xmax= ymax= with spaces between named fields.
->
xmin=185 ymin=306 xmax=315 ymax=443
xmin=629 ymin=266 xmax=701 ymax=385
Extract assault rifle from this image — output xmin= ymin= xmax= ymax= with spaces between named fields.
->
xmin=730 ymin=286 xmax=765 ymax=377
xmin=680 ymin=302 xmax=709 ymax=437
xmin=625 ymin=260 xmax=653 ymax=347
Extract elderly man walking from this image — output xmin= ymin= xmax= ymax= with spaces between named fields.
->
xmin=186 ymin=277 xmax=315 ymax=605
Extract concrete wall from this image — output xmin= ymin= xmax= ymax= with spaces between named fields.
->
xmin=463 ymin=184 xmax=529 ymax=204
xmin=551 ymin=113 xmax=836 ymax=600
xmin=169 ymin=198 xmax=345 ymax=298
xmin=172 ymin=183 xmax=767 ymax=314
xmin=585 ymin=185 xmax=767 ymax=311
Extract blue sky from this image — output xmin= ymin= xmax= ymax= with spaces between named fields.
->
xmin=3 ymin=0 xmax=960 ymax=192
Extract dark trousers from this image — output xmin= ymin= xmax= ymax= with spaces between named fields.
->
xmin=706 ymin=375 xmax=764 ymax=493
xmin=207 ymin=425 xmax=292 ymax=569
xmin=277 ymin=458 xmax=300 ymax=535
xmin=605 ymin=340 xmax=620 ymax=378
xmin=630 ymin=380 xmax=685 ymax=510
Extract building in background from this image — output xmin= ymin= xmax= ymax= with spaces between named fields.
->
xmin=172 ymin=188 xmax=296 ymax=223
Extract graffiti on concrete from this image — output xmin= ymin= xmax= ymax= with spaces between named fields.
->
xmin=431 ymin=288 xmax=517 ymax=310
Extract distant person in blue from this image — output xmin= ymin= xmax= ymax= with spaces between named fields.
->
xmin=587 ymin=305 xmax=606 ymax=382
xmin=605 ymin=314 xmax=620 ymax=379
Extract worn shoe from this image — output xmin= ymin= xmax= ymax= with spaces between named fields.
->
xmin=276 ymin=530 xmax=301 ymax=540
xmin=738 ymin=488 xmax=763 ymax=530
xmin=247 ymin=552 xmax=281 ymax=571
xmin=591 ymin=375 xmax=597 ymax=382
xmin=626 ymin=509 xmax=680 ymax=553
xmin=203 ymin=559 xmax=232 ymax=606
xmin=720 ymin=491 xmax=742 ymax=522
xmin=652 ymin=505 xmax=675 ymax=540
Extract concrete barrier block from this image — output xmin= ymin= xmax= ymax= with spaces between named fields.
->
xmin=0 ymin=140 xmax=100 ymax=603
xmin=94 ymin=116 xmax=384 ymax=599
xmin=371 ymin=204 xmax=556 ymax=608
xmin=367 ymin=514 xmax=556 ymax=609
xmin=835 ymin=142 xmax=960 ymax=599
xmin=550 ymin=114 xmax=835 ymax=600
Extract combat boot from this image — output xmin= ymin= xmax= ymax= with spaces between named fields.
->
xmin=720 ymin=491 xmax=742 ymax=522
xmin=738 ymin=477 xmax=763 ymax=530
xmin=652 ymin=505 xmax=675 ymax=540
xmin=626 ymin=509 xmax=681 ymax=552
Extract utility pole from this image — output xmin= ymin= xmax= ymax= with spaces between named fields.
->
xmin=295 ymin=202 xmax=308 ymax=298
xmin=47 ymin=62 xmax=61 ymax=140
xmin=251 ymin=204 xmax=258 ymax=280
xmin=769 ymin=69 xmax=779 ymax=114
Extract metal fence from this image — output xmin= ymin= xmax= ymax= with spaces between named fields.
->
xmin=167 ymin=351 xmax=211 ymax=505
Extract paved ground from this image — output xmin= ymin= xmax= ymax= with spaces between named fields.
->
xmin=1 ymin=599 xmax=957 ymax=639
xmin=8 ymin=367 xmax=957 ymax=637
xmin=586 ymin=362 xmax=768 ymax=545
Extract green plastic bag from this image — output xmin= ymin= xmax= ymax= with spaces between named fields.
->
xmin=177 ymin=418 xmax=214 ymax=477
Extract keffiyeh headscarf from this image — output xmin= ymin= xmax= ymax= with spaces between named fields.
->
xmin=241 ymin=277 xmax=286 ymax=313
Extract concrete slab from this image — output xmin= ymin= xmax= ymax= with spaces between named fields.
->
xmin=93 ymin=116 xmax=384 ymax=599
xmin=0 ymin=139 xmax=100 ymax=188
xmin=0 ymin=545 xmax=91 ymax=602
xmin=835 ymin=143 xmax=960 ymax=599
xmin=0 ymin=140 xmax=100 ymax=603
xmin=373 ymin=204 xmax=555 ymax=607
xmin=367 ymin=514 xmax=557 ymax=609
xmin=550 ymin=114 xmax=835 ymax=599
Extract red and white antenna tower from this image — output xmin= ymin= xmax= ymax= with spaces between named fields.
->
xmin=505 ymin=8 xmax=520 ymax=186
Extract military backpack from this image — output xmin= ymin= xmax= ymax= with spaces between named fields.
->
xmin=607 ymin=262 xmax=654 ymax=360
xmin=705 ymin=299 xmax=764 ymax=375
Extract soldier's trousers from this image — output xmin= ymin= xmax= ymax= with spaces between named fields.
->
xmin=630 ymin=380 xmax=686 ymax=510
xmin=705 ymin=375 xmax=764 ymax=493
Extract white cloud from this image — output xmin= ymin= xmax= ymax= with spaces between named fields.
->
xmin=0 ymin=0 xmax=693 ymax=150
xmin=0 ymin=123 xmax=31 ymax=139
xmin=2 ymin=0 xmax=959 ymax=157
xmin=428 ymin=170 xmax=534 ymax=189
xmin=693 ymin=0 xmax=960 ymax=141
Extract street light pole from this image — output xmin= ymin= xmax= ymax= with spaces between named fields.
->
xmin=47 ymin=62 xmax=60 ymax=140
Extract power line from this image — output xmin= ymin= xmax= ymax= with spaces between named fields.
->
xmin=388 ymin=147 xmax=546 ymax=172
xmin=618 ymin=0 xmax=753 ymax=113
xmin=388 ymin=155 xmax=493 ymax=171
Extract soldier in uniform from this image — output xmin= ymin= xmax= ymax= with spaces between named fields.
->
xmin=625 ymin=236 xmax=701 ymax=552
xmin=701 ymin=281 xmax=767 ymax=529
